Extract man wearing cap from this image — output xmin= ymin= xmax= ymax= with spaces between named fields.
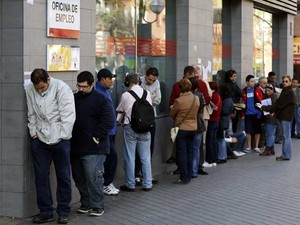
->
xmin=96 ymin=68 xmax=119 ymax=195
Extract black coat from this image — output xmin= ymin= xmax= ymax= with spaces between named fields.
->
xmin=270 ymin=86 xmax=295 ymax=122
xmin=71 ymin=89 xmax=114 ymax=157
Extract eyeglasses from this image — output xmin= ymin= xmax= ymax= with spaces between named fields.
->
xmin=282 ymin=80 xmax=290 ymax=83
xmin=76 ymin=83 xmax=90 ymax=89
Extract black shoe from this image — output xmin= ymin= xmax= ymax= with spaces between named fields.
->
xmin=227 ymin=154 xmax=238 ymax=159
xmin=275 ymin=140 xmax=282 ymax=144
xmin=171 ymin=168 xmax=180 ymax=175
xmin=152 ymin=179 xmax=158 ymax=184
xmin=172 ymin=179 xmax=189 ymax=185
xmin=198 ymin=168 xmax=208 ymax=175
xmin=191 ymin=175 xmax=197 ymax=178
xmin=90 ymin=208 xmax=104 ymax=217
xmin=57 ymin=216 xmax=69 ymax=224
xmin=32 ymin=215 xmax=54 ymax=224
xmin=216 ymin=159 xmax=227 ymax=164
xmin=77 ymin=206 xmax=92 ymax=214
xmin=120 ymin=185 xmax=135 ymax=192
xmin=143 ymin=187 xmax=152 ymax=191
xmin=166 ymin=156 xmax=176 ymax=163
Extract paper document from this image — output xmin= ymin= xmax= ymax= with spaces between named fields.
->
xmin=261 ymin=98 xmax=272 ymax=115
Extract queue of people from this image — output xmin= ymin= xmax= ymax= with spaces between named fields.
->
xmin=168 ymin=67 xmax=298 ymax=187
xmin=24 ymin=66 xmax=298 ymax=224
xmin=25 ymin=67 xmax=160 ymax=224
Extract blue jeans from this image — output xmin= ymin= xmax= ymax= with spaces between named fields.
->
xmin=176 ymin=130 xmax=197 ymax=182
xmin=280 ymin=120 xmax=292 ymax=159
xmin=123 ymin=125 xmax=152 ymax=189
xmin=294 ymin=106 xmax=300 ymax=135
xmin=192 ymin=132 xmax=203 ymax=177
xmin=31 ymin=139 xmax=71 ymax=218
xmin=217 ymin=138 xmax=227 ymax=160
xmin=206 ymin=121 xmax=219 ymax=164
xmin=71 ymin=154 xmax=106 ymax=209
xmin=265 ymin=123 xmax=276 ymax=147
xmin=230 ymin=131 xmax=246 ymax=152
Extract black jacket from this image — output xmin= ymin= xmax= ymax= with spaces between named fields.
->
xmin=270 ymin=86 xmax=295 ymax=122
xmin=71 ymin=89 xmax=114 ymax=157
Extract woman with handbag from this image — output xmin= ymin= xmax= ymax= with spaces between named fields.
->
xmin=170 ymin=78 xmax=200 ymax=184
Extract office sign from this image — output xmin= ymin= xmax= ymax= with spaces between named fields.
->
xmin=47 ymin=45 xmax=80 ymax=71
xmin=47 ymin=0 xmax=80 ymax=38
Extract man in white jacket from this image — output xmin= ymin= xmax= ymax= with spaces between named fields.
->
xmin=25 ymin=68 xmax=75 ymax=224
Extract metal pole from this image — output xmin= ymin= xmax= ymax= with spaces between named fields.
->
xmin=135 ymin=0 xmax=138 ymax=73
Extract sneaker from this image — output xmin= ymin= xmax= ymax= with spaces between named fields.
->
xmin=143 ymin=187 xmax=152 ymax=191
xmin=104 ymin=184 xmax=119 ymax=195
xmin=242 ymin=148 xmax=251 ymax=153
xmin=57 ymin=216 xmax=69 ymax=224
xmin=202 ymin=161 xmax=213 ymax=168
xmin=32 ymin=215 xmax=54 ymax=224
xmin=77 ymin=206 xmax=92 ymax=214
xmin=110 ymin=183 xmax=119 ymax=193
xmin=212 ymin=163 xmax=217 ymax=167
xmin=233 ymin=151 xmax=245 ymax=157
xmin=120 ymin=185 xmax=135 ymax=192
xmin=253 ymin=147 xmax=261 ymax=153
xmin=135 ymin=177 xmax=143 ymax=186
xmin=90 ymin=208 xmax=104 ymax=217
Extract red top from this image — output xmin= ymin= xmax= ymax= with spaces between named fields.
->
xmin=209 ymin=91 xmax=222 ymax=122
xmin=169 ymin=79 xmax=211 ymax=106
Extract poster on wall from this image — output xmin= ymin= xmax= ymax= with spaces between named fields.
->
xmin=47 ymin=45 xmax=80 ymax=71
xmin=47 ymin=0 xmax=80 ymax=38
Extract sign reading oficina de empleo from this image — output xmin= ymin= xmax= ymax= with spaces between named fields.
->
xmin=47 ymin=0 xmax=80 ymax=38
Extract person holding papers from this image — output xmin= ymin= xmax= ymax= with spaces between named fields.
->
xmin=269 ymin=76 xmax=295 ymax=161
xmin=260 ymin=84 xmax=278 ymax=156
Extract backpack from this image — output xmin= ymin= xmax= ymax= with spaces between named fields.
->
xmin=129 ymin=90 xmax=155 ymax=133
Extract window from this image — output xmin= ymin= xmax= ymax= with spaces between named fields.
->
xmin=96 ymin=0 xmax=175 ymax=115
xmin=253 ymin=9 xmax=272 ymax=77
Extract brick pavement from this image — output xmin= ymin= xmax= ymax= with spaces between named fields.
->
xmin=2 ymin=139 xmax=300 ymax=225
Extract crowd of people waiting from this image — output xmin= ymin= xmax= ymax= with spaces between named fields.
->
xmin=24 ymin=66 xmax=299 ymax=224
xmin=167 ymin=67 xmax=299 ymax=185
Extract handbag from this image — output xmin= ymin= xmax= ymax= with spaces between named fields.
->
xmin=170 ymin=96 xmax=196 ymax=143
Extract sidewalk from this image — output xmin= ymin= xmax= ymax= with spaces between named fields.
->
xmin=2 ymin=139 xmax=300 ymax=225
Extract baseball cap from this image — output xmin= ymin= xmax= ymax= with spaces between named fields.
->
xmin=97 ymin=68 xmax=116 ymax=81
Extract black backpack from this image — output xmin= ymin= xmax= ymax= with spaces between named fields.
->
xmin=129 ymin=90 xmax=155 ymax=133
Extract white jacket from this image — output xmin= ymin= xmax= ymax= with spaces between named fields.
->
xmin=25 ymin=78 xmax=75 ymax=144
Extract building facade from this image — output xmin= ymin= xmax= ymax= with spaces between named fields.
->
xmin=0 ymin=0 xmax=296 ymax=217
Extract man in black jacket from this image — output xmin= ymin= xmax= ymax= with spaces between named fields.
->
xmin=71 ymin=71 xmax=114 ymax=217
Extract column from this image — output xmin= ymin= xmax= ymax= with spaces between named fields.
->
xmin=176 ymin=0 xmax=213 ymax=80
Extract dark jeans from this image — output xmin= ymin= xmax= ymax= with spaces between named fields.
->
xmin=135 ymin=122 xmax=156 ymax=177
xmin=206 ymin=121 xmax=219 ymax=164
xmin=71 ymin=154 xmax=106 ymax=209
xmin=31 ymin=138 xmax=71 ymax=218
xmin=103 ymin=135 xmax=118 ymax=186
xmin=176 ymin=130 xmax=197 ymax=183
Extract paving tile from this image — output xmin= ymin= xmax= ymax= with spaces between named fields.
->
xmin=3 ymin=141 xmax=300 ymax=224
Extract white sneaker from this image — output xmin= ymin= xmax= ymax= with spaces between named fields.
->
xmin=253 ymin=147 xmax=261 ymax=153
xmin=243 ymin=148 xmax=251 ymax=153
xmin=109 ymin=183 xmax=119 ymax=193
xmin=103 ymin=184 xmax=119 ymax=195
xmin=202 ymin=161 xmax=213 ymax=168
xmin=212 ymin=163 xmax=217 ymax=167
xmin=233 ymin=151 xmax=246 ymax=157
